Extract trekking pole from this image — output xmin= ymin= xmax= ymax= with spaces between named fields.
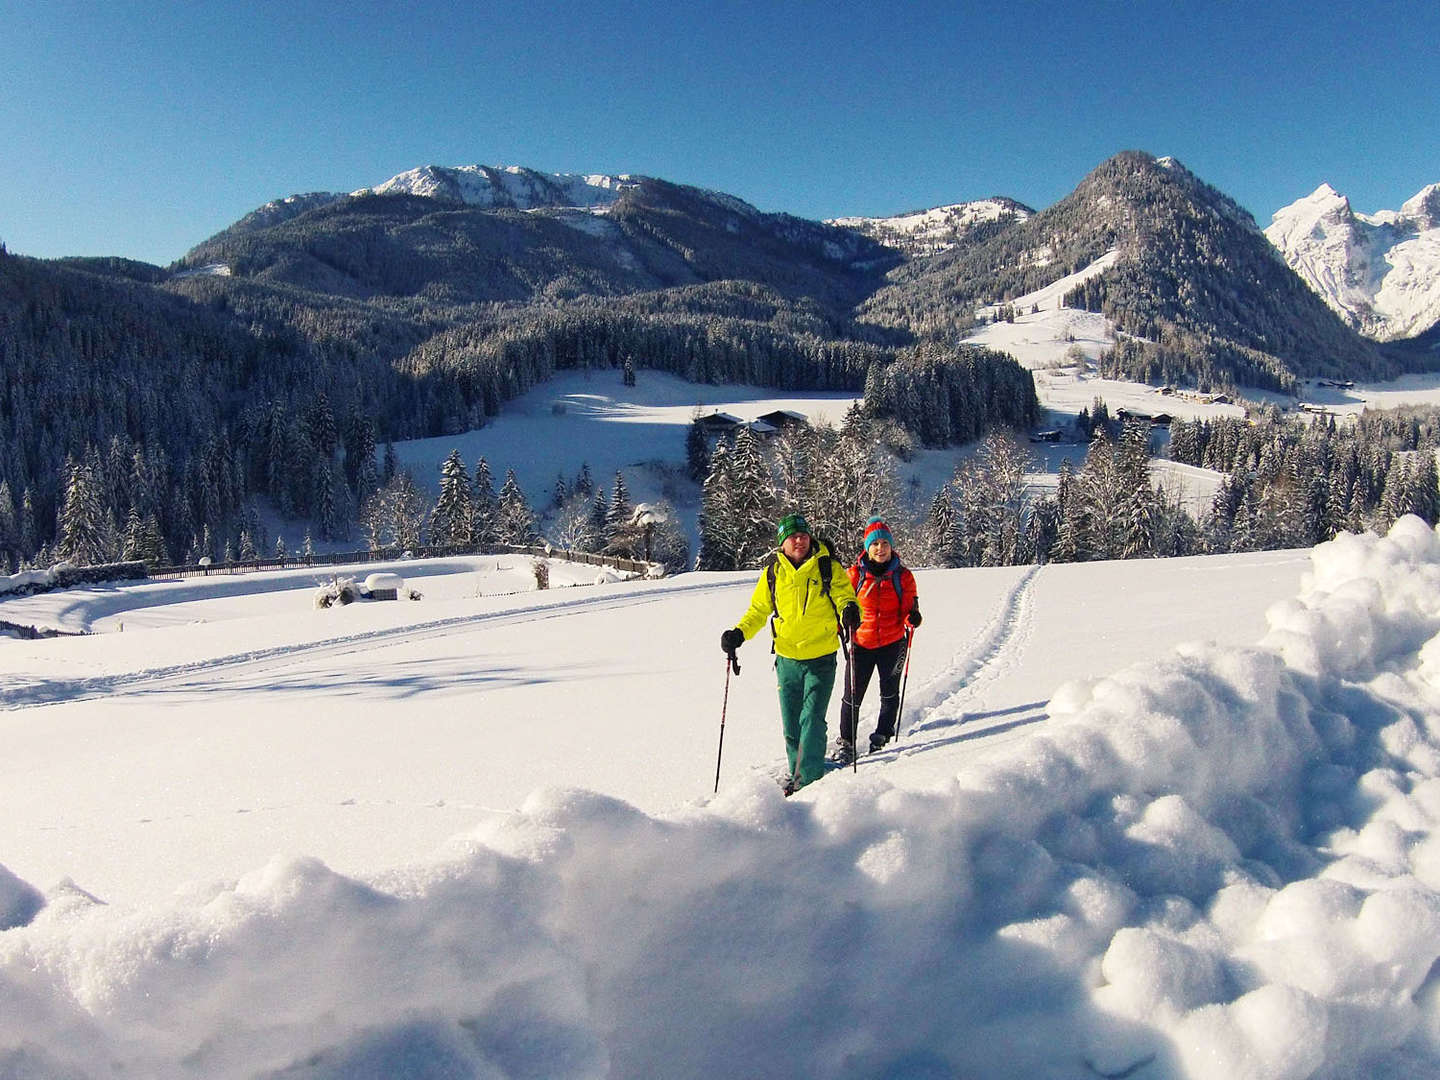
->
xmin=714 ymin=650 xmax=741 ymax=793
xmin=844 ymin=630 xmax=858 ymax=774
xmin=895 ymin=627 xmax=916 ymax=744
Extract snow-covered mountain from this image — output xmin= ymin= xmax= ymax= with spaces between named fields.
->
xmin=355 ymin=163 xmax=645 ymax=210
xmin=1265 ymin=182 xmax=1440 ymax=341
xmin=828 ymin=196 xmax=1031 ymax=256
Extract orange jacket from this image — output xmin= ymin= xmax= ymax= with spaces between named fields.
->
xmin=847 ymin=555 xmax=917 ymax=649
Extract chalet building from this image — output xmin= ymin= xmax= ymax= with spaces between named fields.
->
xmin=755 ymin=409 xmax=808 ymax=431
xmin=1115 ymin=409 xmax=1174 ymax=427
xmin=697 ymin=411 xmax=745 ymax=435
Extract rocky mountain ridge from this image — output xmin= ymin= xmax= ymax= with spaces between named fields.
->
xmin=1266 ymin=182 xmax=1440 ymax=342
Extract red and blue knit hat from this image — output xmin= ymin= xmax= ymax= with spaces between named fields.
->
xmin=863 ymin=517 xmax=893 ymax=549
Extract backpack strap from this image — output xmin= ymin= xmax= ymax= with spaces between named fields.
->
xmin=765 ymin=548 xmax=841 ymax=639
xmin=856 ymin=557 xmax=905 ymax=607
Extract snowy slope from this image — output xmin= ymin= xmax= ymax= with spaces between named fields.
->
xmin=12 ymin=521 xmax=1440 ymax=1076
xmin=829 ymin=197 xmax=1031 ymax=255
xmin=1266 ymin=182 xmax=1440 ymax=341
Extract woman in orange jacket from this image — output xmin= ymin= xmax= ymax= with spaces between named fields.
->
xmin=836 ymin=517 xmax=920 ymax=762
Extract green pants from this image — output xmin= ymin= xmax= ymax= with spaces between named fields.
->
xmin=776 ymin=653 xmax=837 ymax=789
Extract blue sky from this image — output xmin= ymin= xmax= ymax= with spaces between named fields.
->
xmin=2 ymin=0 xmax=1436 ymax=267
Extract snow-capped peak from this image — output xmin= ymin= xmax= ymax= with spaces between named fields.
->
xmin=1402 ymin=183 xmax=1440 ymax=230
xmin=354 ymin=164 xmax=643 ymax=211
xmin=1266 ymin=181 xmax=1440 ymax=341
xmin=828 ymin=197 xmax=1030 ymax=256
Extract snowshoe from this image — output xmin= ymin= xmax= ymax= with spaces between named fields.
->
xmin=831 ymin=740 xmax=856 ymax=767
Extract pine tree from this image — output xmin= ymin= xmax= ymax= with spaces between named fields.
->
xmin=497 ymin=470 xmax=536 ymax=545
xmin=19 ymin=488 xmax=38 ymax=564
xmin=345 ymin=412 xmax=379 ymax=503
xmin=121 ymin=505 xmax=146 ymax=563
xmin=472 ymin=458 xmax=499 ymax=546
xmin=606 ymin=471 xmax=633 ymax=539
xmin=686 ymin=415 xmax=711 ymax=482
xmin=727 ymin=428 xmax=775 ymax=567
xmin=573 ymin=461 xmax=594 ymax=499
xmin=314 ymin=459 xmax=344 ymax=542
xmin=1117 ymin=421 xmax=1158 ymax=559
xmin=0 ymin=480 xmax=17 ymax=571
xmin=57 ymin=455 xmax=115 ymax=567
xmin=696 ymin=441 xmax=741 ymax=570
xmin=584 ymin=491 xmax=610 ymax=553
xmin=1053 ymin=459 xmax=1080 ymax=562
xmin=1078 ymin=429 xmax=1122 ymax=560
xmin=430 ymin=449 xmax=473 ymax=547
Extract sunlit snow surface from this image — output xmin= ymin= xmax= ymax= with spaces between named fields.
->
xmin=11 ymin=520 xmax=1440 ymax=1077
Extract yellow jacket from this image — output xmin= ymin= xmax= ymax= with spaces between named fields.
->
xmin=736 ymin=541 xmax=858 ymax=660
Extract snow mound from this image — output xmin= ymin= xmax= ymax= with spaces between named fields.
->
xmin=11 ymin=520 xmax=1440 ymax=1075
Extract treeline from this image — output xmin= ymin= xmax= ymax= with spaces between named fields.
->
xmin=913 ymin=405 xmax=1440 ymax=571
xmin=358 ymin=452 xmax=691 ymax=574
xmin=917 ymin=423 xmax=1200 ymax=567
xmin=861 ymin=342 xmax=1041 ymax=446
xmin=1168 ymin=410 xmax=1440 ymax=550
xmin=695 ymin=408 xmax=899 ymax=571
xmin=694 ymin=344 xmax=1040 ymax=572
xmin=402 ymin=302 xmax=893 ymax=436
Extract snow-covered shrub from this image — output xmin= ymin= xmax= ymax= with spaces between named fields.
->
xmin=313 ymin=577 xmax=360 ymax=609
xmin=532 ymin=558 xmax=550 ymax=590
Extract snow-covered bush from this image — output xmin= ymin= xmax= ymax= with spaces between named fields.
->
xmin=313 ymin=577 xmax=360 ymax=609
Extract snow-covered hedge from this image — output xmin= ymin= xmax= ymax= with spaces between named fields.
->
xmin=0 ymin=561 xmax=147 ymax=598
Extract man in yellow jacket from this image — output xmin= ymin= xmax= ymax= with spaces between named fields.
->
xmin=721 ymin=513 xmax=860 ymax=794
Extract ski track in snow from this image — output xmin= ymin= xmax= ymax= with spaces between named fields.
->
xmin=909 ymin=565 xmax=1041 ymax=725
xmin=879 ymin=564 xmax=1043 ymax=766
xmin=0 ymin=578 xmax=743 ymax=711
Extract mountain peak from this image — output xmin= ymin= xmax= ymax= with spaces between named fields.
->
xmin=1401 ymin=183 xmax=1440 ymax=229
xmin=1267 ymin=181 xmax=1440 ymax=341
xmin=355 ymin=164 xmax=643 ymax=211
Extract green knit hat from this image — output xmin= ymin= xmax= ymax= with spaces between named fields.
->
xmin=775 ymin=512 xmax=810 ymax=546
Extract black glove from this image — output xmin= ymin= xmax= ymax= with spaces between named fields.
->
xmin=841 ymin=602 xmax=861 ymax=632
xmin=907 ymin=607 xmax=922 ymax=628
xmin=721 ymin=628 xmax=745 ymax=653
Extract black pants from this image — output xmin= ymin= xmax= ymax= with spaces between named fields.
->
xmin=840 ymin=636 xmax=907 ymax=747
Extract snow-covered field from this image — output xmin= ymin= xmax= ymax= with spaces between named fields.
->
xmin=15 ymin=317 xmax=1440 ymax=1076
xmin=11 ymin=521 xmax=1440 ymax=1077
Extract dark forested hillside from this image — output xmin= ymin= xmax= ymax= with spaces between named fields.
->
xmin=178 ymin=179 xmax=900 ymax=312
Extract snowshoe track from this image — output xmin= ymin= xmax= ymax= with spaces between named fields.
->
xmin=902 ymin=564 xmax=1041 ymax=737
